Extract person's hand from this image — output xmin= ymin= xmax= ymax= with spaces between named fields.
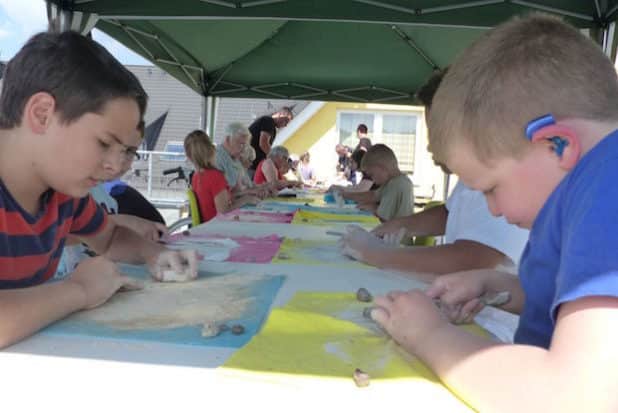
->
xmin=243 ymin=195 xmax=262 ymax=206
xmin=148 ymin=249 xmax=199 ymax=282
xmin=68 ymin=256 xmax=144 ymax=310
xmin=382 ymin=227 xmax=406 ymax=246
xmin=339 ymin=224 xmax=388 ymax=262
xmin=371 ymin=289 xmax=448 ymax=353
xmin=425 ymin=271 xmax=489 ymax=324
xmin=114 ymin=215 xmax=168 ymax=242
xmin=372 ymin=218 xmax=407 ymax=239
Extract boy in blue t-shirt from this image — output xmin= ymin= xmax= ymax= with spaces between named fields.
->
xmin=0 ymin=32 xmax=198 ymax=348
xmin=370 ymin=14 xmax=618 ymax=411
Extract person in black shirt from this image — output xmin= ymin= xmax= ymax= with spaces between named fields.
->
xmin=355 ymin=123 xmax=372 ymax=152
xmin=248 ymin=107 xmax=293 ymax=172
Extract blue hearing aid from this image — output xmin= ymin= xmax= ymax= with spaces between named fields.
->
xmin=525 ymin=114 xmax=569 ymax=156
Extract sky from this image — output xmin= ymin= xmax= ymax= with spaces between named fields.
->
xmin=0 ymin=0 xmax=150 ymax=64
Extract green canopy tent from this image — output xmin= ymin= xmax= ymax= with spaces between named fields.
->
xmin=45 ymin=1 xmax=618 ymax=106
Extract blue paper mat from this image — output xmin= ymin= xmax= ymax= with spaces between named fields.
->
xmin=42 ymin=265 xmax=285 ymax=348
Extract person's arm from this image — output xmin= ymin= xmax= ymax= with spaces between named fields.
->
xmin=82 ymin=219 xmax=166 ymax=266
xmin=258 ymin=131 xmax=272 ymax=155
xmin=111 ymin=214 xmax=168 ymax=242
xmin=372 ymin=293 xmax=618 ymax=412
xmin=346 ymin=234 xmax=509 ymax=278
xmin=372 ymin=205 xmax=448 ymax=238
xmin=0 ymin=257 xmax=141 ymax=349
xmin=80 ymin=220 xmax=198 ymax=282
xmin=342 ymin=190 xmax=376 ymax=204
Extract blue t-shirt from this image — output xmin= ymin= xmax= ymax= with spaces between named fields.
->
xmin=515 ymin=130 xmax=618 ymax=348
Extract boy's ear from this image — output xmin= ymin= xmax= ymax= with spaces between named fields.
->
xmin=530 ymin=124 xmax=581 ymax=171
xmin=24 ymin=92 xmax=56 ymax=134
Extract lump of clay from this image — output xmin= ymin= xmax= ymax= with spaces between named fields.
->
xmin=201 ymin=323 xmax=222 ymax=338
xmin=160 ymin=267 xmax=194 ymax=282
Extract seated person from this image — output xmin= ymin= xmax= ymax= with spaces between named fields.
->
xmin=298 ymin=152 xmax=317 ymax=185
xmin=0 ymin=31 xmax=197 ymax=349
xmin=253 ymin=145 xmax=301 ymax=189
xmin=104 ymin=180 xmax=166 ymax=225
xmin=334 ymin=143 xmax=351 ymax=180
xmin=328 ymin=149 xmax=374 ymax=193
xmin=343 ymin=144 xmax=413 ymax=221
xmin=57 ymin=131 xmax=169 ymax=278
xmin=216 ymin=122 xmax=272 ymax=198
xmin=184 ymin=130 xmax=260 ymax=222
xmin=236 ymin=144 xmax=257 ymax=191
xmin=341 ymin=67 xmax=529 ymax=278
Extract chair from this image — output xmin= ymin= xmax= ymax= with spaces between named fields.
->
xmin=186 ymin=188 xmax=201 ymax=227
xmin=413 ymin=200 xmax=444 ymax=246
xmin=167 ymin=188 xmax=201 ymax=233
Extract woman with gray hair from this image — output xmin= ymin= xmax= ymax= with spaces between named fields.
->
xmin=253 ymin=145 xmax=301 ymax=188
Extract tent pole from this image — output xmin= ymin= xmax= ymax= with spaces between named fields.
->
xmin=203 ymin=96 xmax=218 ymax=138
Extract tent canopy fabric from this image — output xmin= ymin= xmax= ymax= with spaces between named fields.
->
xmin=48 ymin=1 xmax=618 ymax=104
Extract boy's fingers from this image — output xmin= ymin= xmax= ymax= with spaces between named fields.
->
xmin=369 ymin=306 xmax=390 ymax=326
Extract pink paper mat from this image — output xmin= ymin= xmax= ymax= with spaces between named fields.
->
xmin=166 ymin=232 xmax=283 ymax=263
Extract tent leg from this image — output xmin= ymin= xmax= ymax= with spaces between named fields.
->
xmin=203 ymin=96 xmax=218 ymax=138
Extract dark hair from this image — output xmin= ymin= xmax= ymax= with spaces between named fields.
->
xmin=415 ymin=67 xmax=448 ymax=110
xmin=0 ymin=31 xmax=147 ymax=129
xmin=357 ymin=124 xmax=368 ymax=134
xmin=351 ymin=148 xmax=366 ymax=166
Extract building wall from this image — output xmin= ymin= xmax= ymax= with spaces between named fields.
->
xmin=277 ymin=101 xmax=447 ymax=200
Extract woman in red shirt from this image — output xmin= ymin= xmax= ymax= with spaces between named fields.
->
xmin=184 ymin=130 xmax=259 ymax=223
xmin=254 ymin=145 xmax=302 ymax=189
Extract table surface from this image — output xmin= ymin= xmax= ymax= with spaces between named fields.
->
xmin=1 ymin=201 xmax=519 ymax=412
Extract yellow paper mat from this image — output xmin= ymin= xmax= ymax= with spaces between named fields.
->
xmin=272 ymin=238 xmax=368 ymax=267
xmin=221 ymin=292 xmax=483 ymax=411
xmin=292 ymin=209 xmax=380 ymax=226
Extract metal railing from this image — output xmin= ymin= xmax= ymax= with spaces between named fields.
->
xmin=123 ymin=150 xmax=192 ymax=209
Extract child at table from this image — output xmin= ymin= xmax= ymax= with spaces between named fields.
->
xmin=370 ymin=14 xmax=618 ymax=411
xmin=184 ymin=130 xmax=260 ymax=223
xmin=344 ymin=144 xmax=413 ymax=221
xmin=0 ymin=31 xmax=198 ymax=349
xmin=56 ymin=121 xmax=168 ymax=278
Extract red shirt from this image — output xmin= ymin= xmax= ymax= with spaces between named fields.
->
xmin=253 ymin=159 xmax=283 ymax=185
xmin=0 ymin=180 xmax=107 ymax=289
xmin=191 ymin=168 xmax=230 ymax=223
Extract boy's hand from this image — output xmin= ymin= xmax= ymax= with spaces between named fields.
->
xmin=69 ymin=257 xmax=144 ymax=310
xmin=148 ymin=249 xmax=198 ymax=282
xmin=340 ymin=224 xmax=388 ymax=262
xmin=371 ymin=290 xmax=448 ymax=353
xmin=425 ymin=272 xmax=489 ymax=324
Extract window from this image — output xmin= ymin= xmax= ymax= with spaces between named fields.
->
xmin=337 ymin=110 xmax=419 ymax=173
xmin=161 ymin=141 xmax=186 ymax=162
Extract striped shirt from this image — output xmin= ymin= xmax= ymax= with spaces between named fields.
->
xmin=0 ymin=179 xmax=107 ymax=289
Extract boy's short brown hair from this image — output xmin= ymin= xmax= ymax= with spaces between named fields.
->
xmin=0 ymin=31 xmax=147 ymax=129
xmin=361 ymin=144 xmax=398 ymax=171
xmin=184 ymin=130 xmax=215 ymax=170
xmin=428 ymin=14 xmax=618 ymax=165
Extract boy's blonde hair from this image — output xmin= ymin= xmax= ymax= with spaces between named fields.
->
xmin=428 ymin=14 xmax=618 ymax=165
xmin=361 ymin=144 xmax=399 ymax=172
xmin=184 ymin=130 xmax=216 ymax=170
